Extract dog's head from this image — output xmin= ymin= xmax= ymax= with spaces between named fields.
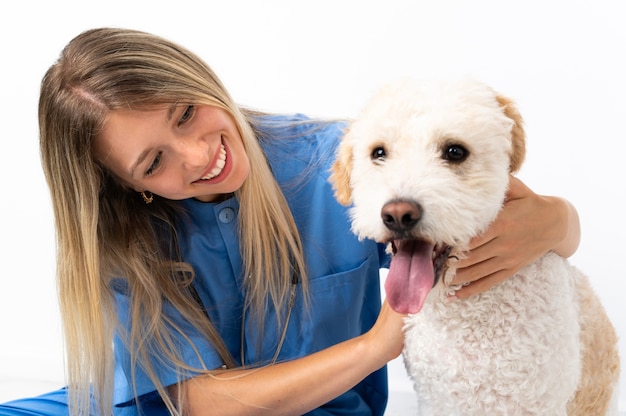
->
xmin=329 ymin=78 xmax=525 ymax=313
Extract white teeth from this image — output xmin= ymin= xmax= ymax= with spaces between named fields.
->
xmin=201 ymin=144 xmax=226 ymax=180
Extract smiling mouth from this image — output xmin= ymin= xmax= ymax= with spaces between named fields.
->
xmin=200 ymin=144 xmax=227 ymax=180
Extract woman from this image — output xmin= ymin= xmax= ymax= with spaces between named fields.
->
xmin=1 ymin=28 xmax=580 ymax=416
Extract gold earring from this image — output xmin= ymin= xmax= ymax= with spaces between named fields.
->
xmin=140 ymin=190 xmax=154 ymax=204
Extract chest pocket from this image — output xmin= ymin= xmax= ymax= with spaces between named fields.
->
xmin=273 ymin=255 xmax=380 ymax=360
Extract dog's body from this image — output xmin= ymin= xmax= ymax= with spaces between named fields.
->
xmin=330 ymin=78 xmax=620 ymax=415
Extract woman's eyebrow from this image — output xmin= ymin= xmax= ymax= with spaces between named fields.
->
xmin=129 ymin=105 xmax=177 ymax=177
xmin=130 ymin=148 xmax=153 ymax=178
xmin=166 ymin=103 xmax=177 ymax=122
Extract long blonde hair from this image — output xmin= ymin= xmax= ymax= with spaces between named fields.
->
xmin=39 ymin=28 xmax=307 ymax=415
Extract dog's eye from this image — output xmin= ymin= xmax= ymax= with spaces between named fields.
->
xmin=443 ymin=144 xmax=468 ymax=163
xmin=371 ymin=146 xmax=387 ymax=162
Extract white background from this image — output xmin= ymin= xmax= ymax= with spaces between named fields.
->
xmin=0 ymin=0 xmax=624 ymax=413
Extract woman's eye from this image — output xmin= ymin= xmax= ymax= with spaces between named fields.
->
xmin=179 ymin=105 xmax=195 ymax=125
xmin=145 ymin=151 xmax=162 ymax=176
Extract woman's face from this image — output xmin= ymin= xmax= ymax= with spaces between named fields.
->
xmin=94 ymin=105 xmax=250 ymax=202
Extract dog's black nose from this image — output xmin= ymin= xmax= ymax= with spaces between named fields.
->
xmin=381 ymin=200 xmax=421 ymax=232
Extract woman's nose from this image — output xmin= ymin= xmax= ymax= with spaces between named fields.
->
xmin=174 ymin=135 xmax=209 ymax=170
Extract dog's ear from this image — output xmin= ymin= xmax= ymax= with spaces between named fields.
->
xmin=496 ymin=94 xmax=526 ymax=173
xmin=329 ymin=131 xmax=354 ymax=206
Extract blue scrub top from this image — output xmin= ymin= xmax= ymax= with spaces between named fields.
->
xmin=0 ymin=114 xmax=390 ymax=416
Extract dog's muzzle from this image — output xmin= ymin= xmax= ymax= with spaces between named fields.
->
xmin=383 ymin=199 xmax=453 ymax=289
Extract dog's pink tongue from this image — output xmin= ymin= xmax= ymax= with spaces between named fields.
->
xmin=385 ymin=240 xmax=435 ymax=314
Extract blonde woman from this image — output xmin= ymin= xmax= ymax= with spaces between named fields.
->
xmin=1 ymin=28 xmax=580 ymax=416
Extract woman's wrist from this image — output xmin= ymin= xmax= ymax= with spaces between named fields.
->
xmin=547 ymin=196 xmax=581 ymax=258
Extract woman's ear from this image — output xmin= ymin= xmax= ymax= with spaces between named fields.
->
xmin=496 ymin=94 xmax=526 ymax=173
xmin=329 ymin=133 xmax=354 ymax=206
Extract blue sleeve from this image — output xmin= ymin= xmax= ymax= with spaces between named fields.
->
xmin=111 ymin=288 xmax=223 ymax=408
xmin=0 ymin=389 xmax=70 ymax=416
xmin=0 ymin=387 xmax=171 ymax=416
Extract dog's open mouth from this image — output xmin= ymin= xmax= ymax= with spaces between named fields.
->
xmin=386 ymin=240 xmax=452 ymax=314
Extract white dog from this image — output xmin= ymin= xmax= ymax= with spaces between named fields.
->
xmin=330 ymin=78 xmax=620 ymax=415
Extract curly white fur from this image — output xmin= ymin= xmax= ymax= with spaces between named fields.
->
xmin=406 ymin=253 xmax=581 ymax=415
xmin=330 ymin=78 xmax=620 ymax=415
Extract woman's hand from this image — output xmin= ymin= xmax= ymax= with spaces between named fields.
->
xmin=364 ymin=300 xmax=407 ymax=362
xmin=450 ymin=176 xmax=580 ymax=299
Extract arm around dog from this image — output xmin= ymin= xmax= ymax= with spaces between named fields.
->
xmin=451 ymin=176 xmax=581 ymax=298
xmin=499 ymin=176 xmax=581 ymax=259
xmin=549 ymin=196 xmax=580 ymax=258
xmin=174 ymin=301 xmax=406 ymax=416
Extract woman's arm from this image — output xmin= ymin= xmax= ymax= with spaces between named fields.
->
xmin=451 ymin=175 xmax=581 ymax=298
xmin=173 ymin=301 xmax=405 ymax=416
